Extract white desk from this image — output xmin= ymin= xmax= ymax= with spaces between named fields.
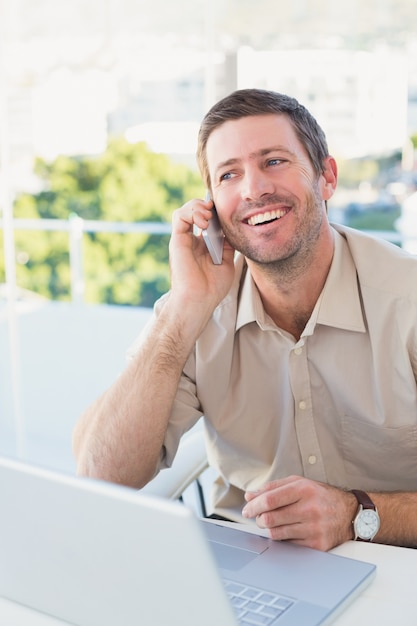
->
xmin=332 ymin=540 xmax=417 ymax=625
xmin=1 ymin=539 xmax=416 ymax=625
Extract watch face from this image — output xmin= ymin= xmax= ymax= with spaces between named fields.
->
xmin=355 ymin=509 xmax=380 ymax=540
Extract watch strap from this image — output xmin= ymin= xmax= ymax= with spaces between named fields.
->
xmin=351 ymin=489 xmax=376 ymax=510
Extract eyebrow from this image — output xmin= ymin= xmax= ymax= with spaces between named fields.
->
xmin=213 ymin=146 xmax=296 ymax=178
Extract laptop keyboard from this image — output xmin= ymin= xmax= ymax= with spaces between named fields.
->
xmin=224 ymin=579 xmax=295 ymax=625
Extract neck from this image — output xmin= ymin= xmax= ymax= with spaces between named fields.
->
xmin=248 ymin=226 xmax=334 ymax=340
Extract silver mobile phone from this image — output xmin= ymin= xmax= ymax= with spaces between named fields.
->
xmin=202 ymin=193 xmax=224 ymax=265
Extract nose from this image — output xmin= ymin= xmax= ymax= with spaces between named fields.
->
xmin=240 ymin=167 xmax=275 ymax=202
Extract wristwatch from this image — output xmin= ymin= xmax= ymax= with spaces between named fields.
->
xmin=351 ymin=489 xmax=380 ymax=541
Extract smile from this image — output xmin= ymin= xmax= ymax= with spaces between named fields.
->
xmin=247 ymin=208 xmax=289 ymax=226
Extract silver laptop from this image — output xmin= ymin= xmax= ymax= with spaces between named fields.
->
xmin=0 ymin=456 xmax=375 ymax=626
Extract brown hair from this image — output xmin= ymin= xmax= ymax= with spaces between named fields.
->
xmin=197 ymin=88 xmax=329 ymax=190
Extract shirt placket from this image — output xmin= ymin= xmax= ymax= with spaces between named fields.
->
xmin=289 ymin=339 xmax=328 ymax=482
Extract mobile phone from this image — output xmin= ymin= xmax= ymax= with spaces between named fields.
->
xmin=202 ymin=193 xmax=224 ymax=265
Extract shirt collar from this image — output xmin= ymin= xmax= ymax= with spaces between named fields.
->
xmin=235 ymin=259 xmax=265 ymax=331
xmin=313 ymin=228 xmax=366 ymax=333
xmin=235 ymin=228 xmax=366 ymax=334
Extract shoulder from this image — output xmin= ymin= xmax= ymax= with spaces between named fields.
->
xmin=332 ymin=223 xmax=417 ymax=296
xmin=332 ymin=222 xmax=410 ymax=259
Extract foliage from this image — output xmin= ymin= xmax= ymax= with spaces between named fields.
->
xmin=3 ymin=138 xmax=204 ymax=306
xmin=336 ymin=158 xmax=379 ymax=188
xmin=346 ymin=207 xmax=401 ymax=233
xmin=336 ymin=152 xmax=404 ymax=189
xmin=3 ymin=136 xmax=411 ymax=302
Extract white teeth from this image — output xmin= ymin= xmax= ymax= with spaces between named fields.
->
xmin=248 ymin=209 xmax=287 ymax=226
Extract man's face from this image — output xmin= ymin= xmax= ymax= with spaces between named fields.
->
xmin=206 ymin=113 xmax=335 ymax=266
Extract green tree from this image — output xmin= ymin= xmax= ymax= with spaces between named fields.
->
xmin=6 ymin=138 xmax=204 ymax=305
xmin=336 ymin=157 xmax=379 ymax=188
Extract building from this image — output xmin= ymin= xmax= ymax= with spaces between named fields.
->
xmin=236 ymin=46 xmax=409 ymax=160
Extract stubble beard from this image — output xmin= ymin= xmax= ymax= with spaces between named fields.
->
xmin=221 ymin=185 xmax=325 ymax=283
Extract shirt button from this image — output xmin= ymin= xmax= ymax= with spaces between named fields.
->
xmin=308 ymin=455 xmax=317 ymax=465
xmin=299 ymin=400 xmax=307 ymax=410
xmin=294 ymin=347 xmax=303 ymax=355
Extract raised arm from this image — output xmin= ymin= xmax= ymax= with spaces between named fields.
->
xmin=72 ymin=198 xmax=234 ymax=487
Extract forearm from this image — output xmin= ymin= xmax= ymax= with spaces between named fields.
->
xmin=370 ymin=491 xmax=417 ymax=548
xmin=73 ymin=196 xmax=234 ymax=487
xmin=73 ymin=296 xmax=208 ymax=487
xmin=242 ymin=476 xmax=417 ymax=551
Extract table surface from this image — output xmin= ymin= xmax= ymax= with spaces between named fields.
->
xmin=331 ymin=539 xmax=417 ymax=625
xmin=1 ymin=532 xmax=416 ymax=625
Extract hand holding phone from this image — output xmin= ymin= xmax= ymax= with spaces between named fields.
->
xmin=202 ymin=193 xmax=224 ymax=265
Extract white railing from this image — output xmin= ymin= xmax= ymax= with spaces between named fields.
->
xmin=0 ymin=216 xmax=172 ymax=305
xmin=0 ymin=216 xmax=411 ymax=304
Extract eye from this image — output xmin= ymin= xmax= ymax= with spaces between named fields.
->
xmin=219 ymin=171 xmax=233 ymax=181
xmin=267 ymin=158 xmax=284 ymax=167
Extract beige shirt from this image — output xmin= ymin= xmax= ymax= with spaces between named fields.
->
xmin=138 ymin=224 xmax=417 ymax=513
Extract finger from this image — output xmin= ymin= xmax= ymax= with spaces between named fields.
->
xmin=193 ymin=204 xmax=214 ymax=230
xmin=253 ymin=502 xmax=321 ymax=546
xmin=242 ymin=480 xmax=301 ymax=519
xmin=264 ymin=520 xmax=304 ymax=541
xmin=242 ymin=491 xmax=283 ymax=520
xmin=267 ymin=524 xmax=319 ymax=548
xmin=254 ymin=498 xmax=303 ymax=531
xmin=244 ymin=490 xmax=261 ymax=503
xmin=243 ymin=476 xmax=308 ymax=517
xmin=172 ymin=200 xmax=213 ymax=234
xmin=244 ymin=475 xmax=301 ymax=501
xmin=267 ymin=519 xmax=330 ymax=551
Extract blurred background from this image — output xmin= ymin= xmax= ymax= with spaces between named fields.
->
xmin=1 ymin=0 xmax=417 ymax=474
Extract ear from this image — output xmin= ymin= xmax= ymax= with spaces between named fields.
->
xmin=320 ymin=156 xmax=338 ymax=201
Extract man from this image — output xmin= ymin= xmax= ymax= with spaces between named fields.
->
xmin=73 ymin=88 xmax=417 ymax=551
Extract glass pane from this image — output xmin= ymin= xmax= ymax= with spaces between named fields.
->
xmin=1 ymin=0 xmax=416 ymax=476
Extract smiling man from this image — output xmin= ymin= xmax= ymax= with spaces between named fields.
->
xmin=73 ymin=89 xmax=417 ymax=551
